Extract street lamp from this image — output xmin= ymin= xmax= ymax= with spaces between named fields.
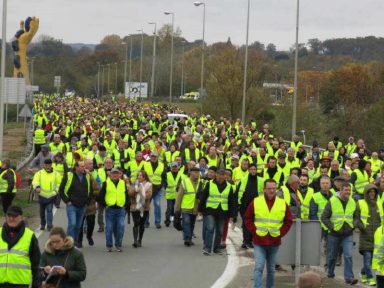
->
xmin=114 ymin=62 xmax=118 ymax=95
xmin=194 ymin=1 xmax=206 ymax=114
xmin=242 ymin=0 xmax=250 ymax=124
xmin=122 ymin=42 xmax=128 ymax=97
xmin=148 ymin=22 xmax=157 ymax=101
xmin=0 ymin=0 xmax=7 ymax=158
xmin=181 ymin=40 xmax=186 ymax=97
xmin=292 ymin=0 xmax=300 ymax=138
xmin=128 ymin=35 xmax=133 ymax=100
xmin=30 ymin=57 xmax=35 ymax=86
xmin=97 ymin=62 xmax=101 ymax=98
xmin=101 ymin=65 xmax=105 ymax=97
xmin=137 ymin=29 xmax=144 ymax=102
xmin=164 ymin=11 xmax=175 ymax=104
xmin=107 ymin=63 xmax=111 ymax=94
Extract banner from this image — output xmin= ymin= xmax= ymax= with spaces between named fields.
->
xmin=124 ymin=82 xmax=148 ymax=99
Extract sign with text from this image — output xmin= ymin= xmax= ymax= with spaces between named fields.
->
xmin=124 ymin=82 xmax=148 ymax=99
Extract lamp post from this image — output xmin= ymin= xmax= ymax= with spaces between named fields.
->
xmin=114 ymin=62 xmax=118 ymax=94
xmin=242 ymin=0 xmax=250 ymax=124
xmin=101 ymin=65 xmax=105 ymax=97
xmin=148 ymin=22 xmax=157 ymax=101
xmin=30 ymin=57 xmax=35 ymax=86
xmin=97 ymin=62 xmax=100 ymax=98
xmin=0 ymin=0 xmax=7 ymax=158
xmin=137 ymin=29 xmax=144 ymax=102
xmin=292 ymin=0 xmax=300 ymax=138
xmin=122 ymin=42 xmax=128 ymax=97
xmin=194 ymin=1 xmax=206 ymax=114
xmin=107 ymin=63 xmax=111 ymax=95
xmin=181 ymin=40 xmax=186 ymax=97
xmin=128 ymin=35 xmax=133 ymax=100
xmin=164 ymin=11 xmax=175 ymax=104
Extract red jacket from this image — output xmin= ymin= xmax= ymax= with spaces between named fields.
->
xmin=244 ymin=195 xmax=293 ymax=246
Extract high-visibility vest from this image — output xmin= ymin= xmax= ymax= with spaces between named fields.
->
xmin=263 ymin=168 xmax=283 ymax=185
xmin=105 ymin=178 xmax=126 ymax=207
xmin=232 ymin=167 xmax=249 ymax=184
xmin=286 ymin=157 xmax=300 ymax=170
xmin=358 ymin=199 xmax=384 ymax=228
xmin=52 ymin=162 xmax=65 ymax=176
xmin=330 ymin=196 xmax=356 ymax=231
xmin=184 ymin=148 xmax=200 ymax=163
xmin=206 ymin=182 xmax=231 ymax=211
xmin=237 ymin=176 xmax=264 ymax=205
xmin=94 ymin=154 xmax=107 ymax=167
xmin=65 ymin=153 xmax=75 ymax=169
xmin=63 ymin=172 xmax=90 ymax=197
xmin=32 ymin=169 xmax=60 ymax=198
xmin=104 ymin=140 xmax=117 ymax=155
xmin=312 ymin=191 xmax=332 ymax=230
xmin=0 ymin=227 xmax=33 ymax=285
xmin=206 ymin=155 xmax=219 ymax=168
xmin=181 ymin=178 xmax=201 ymax=210
xmin=299 ymin=187 xmax=314 ymax=220
xmin=128 ymin=160 xmax=144 ymax=183
xmin=144 ymin=162 xmax=164 ymax=186
xmin=290 ymin=141 xmax=303 ymax=152
xmin=253 ymin=196 xmax=286 ymax=237
xmin=49 ymin=142 xmax=64 ymax=155
xmin=281 ymin=186 xmax=303 ymax=206
xmin=165 ymin=171 xmax=182 ymax=200
xmin=0 ymin=169 xmax=17 ymax=193
xmin=165 ymin=150 xmax=180 ymax=165
xmin=354 ymin=169 xmax=369 ymax=195
xmin=277 ymin=164 xmax=290 ymax=183
xmin=256 ymin=155 xmax=268 ymax=174
xmin=97 ymin=168 xmax=109 ymax=184
xmin=34 ymin=129 xmax=46 ymax=145
xmin=372 ymin=226 xmax=384 ymax=274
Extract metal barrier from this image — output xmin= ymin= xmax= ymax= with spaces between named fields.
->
xmin=16 ymin=119 xmax=34 ymax=171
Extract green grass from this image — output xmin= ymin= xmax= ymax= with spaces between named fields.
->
xmin=5 ymin=122 xmax=25 ymax=129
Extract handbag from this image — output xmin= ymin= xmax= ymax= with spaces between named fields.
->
xmin=42 ymin=251 xmax=70 ymax=288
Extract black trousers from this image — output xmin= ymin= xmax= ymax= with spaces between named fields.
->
xmin=240 ymin=211 xmax=252 ymax=245
xmin=377 ymin=275 xmax=384 ymax=288
xmin=1 ymin=193 xmax=15 ymax=214
xmin=78 ymin=214 xmax=96 ymax=244
xmin=34 ymin=144 xmax=42 ymax=156
xmin=132 ymin=211 xmax=149 ymax=242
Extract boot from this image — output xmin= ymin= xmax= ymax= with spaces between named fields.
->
xmin=138 ymin=226 xmax=145 ymax=247
xmin=132 ymin=227 xmax=138 ymax=248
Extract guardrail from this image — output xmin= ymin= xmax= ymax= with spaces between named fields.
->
xmin=16 ymin=119 xmax=34 ymax=171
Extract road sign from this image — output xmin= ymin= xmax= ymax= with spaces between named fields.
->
xmin=18 ymin=104 xmax=32 ymax=117
xmin=125 ymin=82 xmax=148 ymax=98
xmin=2 ymin=77 xmax=26 ymax=104
xmin=54 ymin=76 xmax=61 ymax=88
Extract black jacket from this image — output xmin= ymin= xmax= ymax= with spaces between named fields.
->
xmin=237 ymin=174 xmax=261 ymax=214
xmin=0 ymin=168 xmax=15 ymax=194
xmin=0 ymin=222 xmax=41 ymax=288
xmin=199 ymin=180 xmax=236 ymax=219
xmin=59 ymin=172 xmax=93 ymax=207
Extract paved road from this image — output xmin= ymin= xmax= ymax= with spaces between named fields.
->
xmin=36 ymin=197 xmax=228 ymax=288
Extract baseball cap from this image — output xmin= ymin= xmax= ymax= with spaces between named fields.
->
xmin=41 ymin=144 xmax=49 ymax=150
xmin=150 ymin=151 xmax=159 ymax=157
xmin=111 ymin=168 xmax=121 ymax=173
xmin=6 ymin=206 xmax=23 ymax=216
xmin=190 ymin=167 xmax=200 ymax=172
xmin=334 ymin=176 xmax=344 ymax=181
xmin=231 ymin=155 xmax=240 ymax=160
xmin=171 ymin=161 xmax=178 ymax=167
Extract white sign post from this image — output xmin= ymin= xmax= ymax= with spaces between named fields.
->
xmin=124 ymin=82 xmax=148 ymax=100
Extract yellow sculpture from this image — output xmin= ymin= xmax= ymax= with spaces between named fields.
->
xmin=12 ymin=16 xmax=39 ymax=85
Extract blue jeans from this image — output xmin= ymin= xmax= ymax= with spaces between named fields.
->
xmin=146 ymin=189 xmax=162 ymax=226
xmin=105 ymin=207 xmax=126 ymax=248
xmin=253 ymin=245 xmax=279 ymax=288
xmin=203 ymin=215 xmax=225 ymax=252
xmin=39 ymin=196 xmax=55 ymax=227
xmin=182 ymin=213 xmax=196 ymax=241
xmin=66 ymin=204 xmax=86 ymax=246
xmin=361 ymin=250 xmax=374 ymax=279
xmin=327 ymin=234 xmax=354 ymax=281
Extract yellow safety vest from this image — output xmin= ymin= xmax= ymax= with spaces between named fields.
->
xmin=254 ymin=196 xmax=286 ymax=237
xmin=181 ymin=178 xmax=200 ymax=210
xmin=358 ymin=199 xmax=384 ymax=228
xmin=330 ymin=196 xmax=356 ymax=231
xmin=105 ymin=178 xmax=126 ymax=207
xmin=281 ymin=186 xmax=303 ymax=206
xmin=49 ymin=142 xmax=64 ymax=155
xmin=63 ymin=172 xmax=90 ymax=197
xmin=144 ymin=162 xmax=164 ymax=186
xmin=372 ymin=226 xmax=384 ymax=274
xmin=206 ymin=182 xmax=231 ymax=211
xmin=0 ymin=227 xmax=33 ymax=285
xmin=300 ymin=187 xmax=314 ymax=220
xmin=165 ymin=171 xmax=182 ymax=200
xmin=263 ymin=168 xmax=283 ymax=185
xmin=312 ymin=191 xmax=332 ymax=231
xmin=32 ymin=170 xmax=60 ymax=198
xmin=0 ymin=169 xmax=17 ymax=193
xmin=52 ymin=162 xmax=65 ymax=176
xmin=128 ymin=160 xmax=144 ymax=183
xmin=34 ymin=129 xmax=45 ymax=145
xmin=354 ymin=169 xmax=370 ymax=195
xmin=184 ymin=148 xmax=200 ymax=163
xmin=232 ymin=167 xmax=249 ymax=184
xmin=165 ymin=151 xmax=180 ymax=165
xmin=237 ymin=176 xmax=264 ymax=205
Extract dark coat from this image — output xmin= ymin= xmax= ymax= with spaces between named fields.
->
xmin=40 ymin=237 xmax=86 ymax=288
xmin=354 ymin=184 xmax=382 ymax=252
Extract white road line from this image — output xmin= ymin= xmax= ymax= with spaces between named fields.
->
xmin=34 ymin=206 xmax=58 ymax=238
xmin=211 ymin=226 xmax=241 ymax=288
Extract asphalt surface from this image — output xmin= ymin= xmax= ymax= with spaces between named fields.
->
xmin=36 ymin=197 xmax=227 ymax=288
xmin=35 ymin=196 xmax=369 ymax=288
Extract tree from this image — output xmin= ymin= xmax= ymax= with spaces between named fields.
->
xmin=101 ymin=34 xmax=121 ymax=46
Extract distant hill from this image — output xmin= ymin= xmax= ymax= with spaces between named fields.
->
xmin=68 ymin=43 xmax=97 ymax=51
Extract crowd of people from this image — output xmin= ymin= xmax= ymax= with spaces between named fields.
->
xmin=1 ymin=94 xmax=384 ymax=287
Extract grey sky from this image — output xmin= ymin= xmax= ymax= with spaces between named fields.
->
xmin=6 ymin=0 xmax=384 ymax=50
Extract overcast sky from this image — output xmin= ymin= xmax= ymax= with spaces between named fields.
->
xmin=6 ymin=0 xmax=384 ymax=50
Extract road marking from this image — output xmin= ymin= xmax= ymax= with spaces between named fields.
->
xmin=211 ymin=226 xmax=241 ymax=288
xmin=34 ymin=206 xmax=58 ymax=238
